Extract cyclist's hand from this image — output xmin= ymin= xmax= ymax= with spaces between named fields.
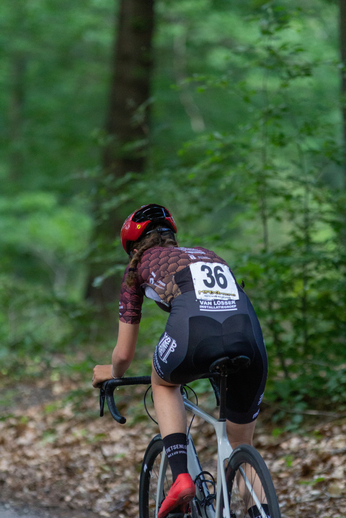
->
xmin=92 ymin=364 xmax=113 ymax=387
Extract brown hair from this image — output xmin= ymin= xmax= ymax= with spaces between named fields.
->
xmin=125 ymin=230 xmax=178 ymax=287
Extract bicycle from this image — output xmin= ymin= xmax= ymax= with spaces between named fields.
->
xmin=99 ymin=354 xmax=281 ymax=518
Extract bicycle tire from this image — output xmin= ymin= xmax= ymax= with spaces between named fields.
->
xmin=139 ymin=434 xmax=174 ymax=518
xmin=225 ymin=444 xmax=281 ymax=518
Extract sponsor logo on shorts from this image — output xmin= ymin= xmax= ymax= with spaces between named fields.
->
xmin=157 ymin=332 xmax=177 ymax=363
xmin=199 ymin=299 xmax=238 ymax=312
xmin=153 ymin=352 xmax=165 ymax=378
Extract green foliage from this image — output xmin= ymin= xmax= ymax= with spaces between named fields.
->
xmin=174 ymin=4 xmax=346 ymax=425
xmin=0 ymin=0 xmax=114 ymax=192
xmin=0 ymin=190 xmax=97 ymax=377
xmin=0 ymin=192 xmax=91 ymax=293
xmin=116 ymin=2 xmax=346 ymax=426
xmin=0 ymin=0 xmax=345 ymax=431
xmin=325 ymin=366 xmax=346 ymax=407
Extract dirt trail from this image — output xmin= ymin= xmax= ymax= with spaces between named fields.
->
xmin=0 ymin=505 xmax=33 ymax=518
xmin=0 ymin=502 xmax=97 ymax=518
xmin=1 ymin=377 xmax=346 ymax=517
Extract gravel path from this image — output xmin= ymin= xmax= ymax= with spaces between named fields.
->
xmin=0 ymin=504 xmax=48 ymax=518
xmin=0 ymin=503 xmax=97 ymax=518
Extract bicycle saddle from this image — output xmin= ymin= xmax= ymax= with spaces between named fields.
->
xmin=209 ymin=355 xmax=251 ymax=374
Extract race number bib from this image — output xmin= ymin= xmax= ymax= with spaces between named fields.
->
xmin=189 ymin=262 xmax=239 ymax=301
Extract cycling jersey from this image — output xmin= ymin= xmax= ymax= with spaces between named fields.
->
xmin=118 ymin=245 xmax=267 ymax=424
xmin=119 ymin=246 xmax=229 ymax=324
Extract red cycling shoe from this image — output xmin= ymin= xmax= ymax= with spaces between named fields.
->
xmin=157 ymin=473 xmax=195 ymax=518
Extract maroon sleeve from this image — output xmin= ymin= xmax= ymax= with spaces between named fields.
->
xmin=119 ymin=268 xmax=144 ymax=324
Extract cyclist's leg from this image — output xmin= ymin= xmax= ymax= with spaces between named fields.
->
xmin=151 ymin=307 xmax=197 ymax=518
xmin=151 ymin=365 xmax=186 ymax=437
xmin=151 ymin=367 xmax=195 ymax=518
xmin=226 ymin=419 xmax=256 ymax=449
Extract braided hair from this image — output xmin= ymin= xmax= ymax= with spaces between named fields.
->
xmin=125 ymin=229 xmax=178 ymax=287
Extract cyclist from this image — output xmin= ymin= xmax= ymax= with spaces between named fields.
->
xmin=92 ymin=204 xmax=269 ymax=518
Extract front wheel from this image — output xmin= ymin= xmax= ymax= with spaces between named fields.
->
xmin=225 ymin=444 xmax=281 ymax=518
xmin=139 ymin=434 xmax=173 ymax=518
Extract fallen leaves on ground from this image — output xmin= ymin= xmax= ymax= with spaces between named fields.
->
xmin=0 ymin=377 xmax=345 ymax=518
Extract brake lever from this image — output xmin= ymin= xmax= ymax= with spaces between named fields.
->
xmin=99 ymin=387 xmax=106 ymax=417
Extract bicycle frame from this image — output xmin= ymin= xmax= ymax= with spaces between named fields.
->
xmin=185 ymin=397 xmax=231 ymax=518
xmin=155 ymin=396 xmax=268 ymax=518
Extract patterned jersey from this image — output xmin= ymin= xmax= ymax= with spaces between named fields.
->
xmin=119 ymin=246 xmax=230 ymax=324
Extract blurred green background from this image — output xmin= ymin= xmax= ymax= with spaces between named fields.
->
xmin=1 ymin=0 xmax=345 ymax=429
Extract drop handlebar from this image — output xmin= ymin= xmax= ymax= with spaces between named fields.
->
xmin=99 ymin=376 xmax=151 ymax=424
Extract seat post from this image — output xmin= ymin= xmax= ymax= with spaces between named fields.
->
xmin=218 ymin=365 xmax=228 ymax=422
xmin=209 ymin=355 xmax=251 ymax=422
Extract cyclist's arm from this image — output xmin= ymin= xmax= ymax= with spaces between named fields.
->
xmin=92 ymin=321 xmax=139 ymax=387
xmin=112 ymin=321 xmax=139 ymax=377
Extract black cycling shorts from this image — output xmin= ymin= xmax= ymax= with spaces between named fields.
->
xmin=153 ymin=289 xmax=268 ymax=424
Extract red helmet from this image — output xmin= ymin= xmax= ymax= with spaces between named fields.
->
xmin=121 ymin=204 xmax=177 ymax=254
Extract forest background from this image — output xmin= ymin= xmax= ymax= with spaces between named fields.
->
xmin=1 ymin=0 xmax=346 ymax=432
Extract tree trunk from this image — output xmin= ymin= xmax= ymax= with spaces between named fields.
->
xmin=85 ymin=0 xmax=154 ymax=308
xmin=339 ymin=0 xmax=346 ymax=184
xmin=339 ymin=0 xmax=346 ymax=254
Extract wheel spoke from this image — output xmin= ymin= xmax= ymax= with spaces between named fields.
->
xmin=226 ymin=444 xmax=280 ymax=518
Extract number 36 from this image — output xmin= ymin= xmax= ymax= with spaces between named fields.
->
xmin=201 ymin=265 xmax=228 ymax=289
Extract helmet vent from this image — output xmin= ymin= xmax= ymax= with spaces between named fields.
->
xmin=132 ymin=205 xmax=170 ymax=223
